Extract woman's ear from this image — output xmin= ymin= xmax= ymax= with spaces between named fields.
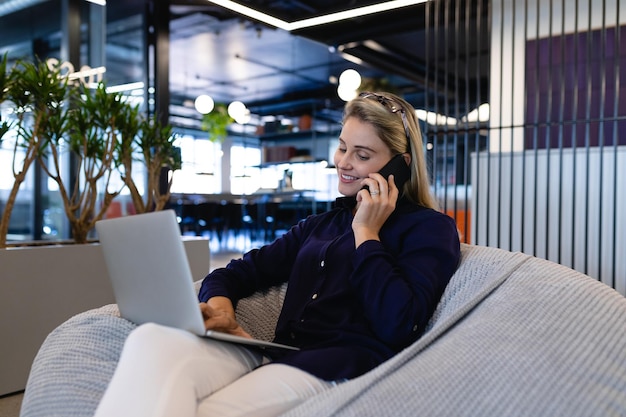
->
xmin=402 ymin=153 xmax=411 ymax=166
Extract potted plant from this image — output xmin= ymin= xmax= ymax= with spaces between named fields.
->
xmin=0 ymin=56 xmax=70 ymax=248
xmin=201 ymin=103 xmax=233 ymax=142
xmin=0 ymin=57 xmax=206 ymax=396
xmin=0 ymin=56 xmax=182 ymax=246
xmin=0 ymin=58 xmax=125 ymax=394
xmin=117 ymin=111 xmax=182 ymax=214
xmin=0 ymin=54 xmax=15 ymax=249
xmin=38 ymin=82 xmax=132 ymax=243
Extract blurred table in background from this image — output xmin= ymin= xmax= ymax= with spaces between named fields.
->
xmin=170 ymin=190 xmax=330 ymax=245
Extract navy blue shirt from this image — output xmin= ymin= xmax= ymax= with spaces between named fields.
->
xmin=198 ymin=197 xmax=461 ymax=380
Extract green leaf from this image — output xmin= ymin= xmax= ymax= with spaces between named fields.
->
xmin=200 ymin=104 xmax=233 ymax=142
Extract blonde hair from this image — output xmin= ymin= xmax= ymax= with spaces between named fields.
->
xmin=343 ymin=92 xmax=438 ymax=209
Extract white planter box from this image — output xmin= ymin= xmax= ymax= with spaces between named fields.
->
xmin=0 ymin=237 xmax=210 ymax=396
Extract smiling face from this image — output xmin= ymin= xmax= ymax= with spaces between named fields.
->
xmin=334 ymin=117 xmax=394 ymax=197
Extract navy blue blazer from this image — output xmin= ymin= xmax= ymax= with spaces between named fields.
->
xmin=199 ymin=197 xmax=461 ymax=380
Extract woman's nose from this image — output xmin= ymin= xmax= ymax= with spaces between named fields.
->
xmin=337 ymin=154 xmax=351 ymax=169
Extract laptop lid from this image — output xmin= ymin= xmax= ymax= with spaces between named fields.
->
xmin=96 ymin=210 xmax=299 ymax=351
xmin=96 ymin=210 xmax=207 ymax=335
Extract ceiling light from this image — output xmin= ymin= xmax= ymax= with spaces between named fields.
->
xmin=236 ymin=109 xmax=251 ymax=125
xmin=337 ymin=84 xmax=358 ymax=102
xmin=68 ymin=66 xmax=106 ymax=82
xmin=104 ymin=81 xmax=144 ymax=93
xmin=194 ymin=94 xmax=215 ymax=114
xmin=415 ymin=109 xmax=457 ymax=126
xmin=289 ymin=0 xmax=427 ymax=30
xmin=339 ymin=52 xmax=364 ymax=66
xmin=206 ymin=0 xmax=428 ymax=31
xmin=462 ymin=103 xmax=490 ymax=123
xmin=207 ymin=0 xmax=290 ymax=30
xmin=338 ymin=69 xmax=361 ymax=90
xmin=228 ymin=100 xmax=247 ymax=122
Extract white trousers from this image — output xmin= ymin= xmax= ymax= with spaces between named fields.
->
xmin=94 ymin=323 xmax=333 ymax=417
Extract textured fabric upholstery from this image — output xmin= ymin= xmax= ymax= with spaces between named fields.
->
xmin=21 ymin=277 xmax=287 ymax=417
xmin=235 ymin=282 xmax=287 ymax=342
xmin=20 ymin=305 xmax=131 ymax=417
xmin=20 ymin=244 xmax=626 ymax=417
xmin=283 ymin=245 xmax=626 ymax=417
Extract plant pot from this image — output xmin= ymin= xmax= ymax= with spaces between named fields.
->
xmin=0 ymin=237 xmax=211 ymax=396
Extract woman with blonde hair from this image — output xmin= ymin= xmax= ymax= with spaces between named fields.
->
xmin=95 ymin=91 xmax=460 ymax=417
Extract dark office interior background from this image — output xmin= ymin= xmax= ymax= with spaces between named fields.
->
xmin=0 ymin=0 xmax=624 ymax=295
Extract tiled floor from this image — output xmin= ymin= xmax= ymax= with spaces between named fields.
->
xmin=0 ymin=246 xmax=245 ymax=417
xmin=0 ymin=394 xmax=21 ymax=417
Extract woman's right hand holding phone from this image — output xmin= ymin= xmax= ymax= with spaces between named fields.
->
xmin=352 ymin=173 xmax=399 ymax=248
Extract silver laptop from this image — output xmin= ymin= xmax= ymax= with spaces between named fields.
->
xmin=95 ymin=209 xmax=298 ymax=351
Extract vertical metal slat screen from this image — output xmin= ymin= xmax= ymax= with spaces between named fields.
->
xmin=422 ymin=0 xmax=624 ymax=295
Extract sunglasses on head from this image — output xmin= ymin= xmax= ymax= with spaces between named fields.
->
xmin=359 ymin=92 xmax=412 ymax=151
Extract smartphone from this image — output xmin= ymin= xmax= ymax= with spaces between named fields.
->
xmin=362 ymin=154 xmax=411 ymax=192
